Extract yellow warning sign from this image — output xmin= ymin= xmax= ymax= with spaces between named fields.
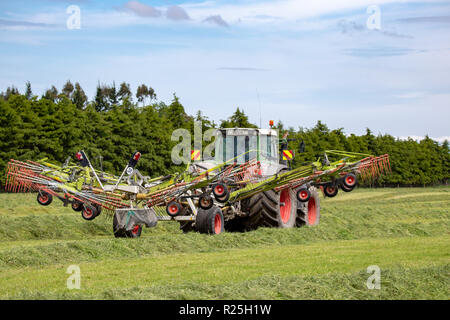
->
xmin=191 ymin=150 xmax=201 ymax=161
xmin=282 ymin=150 xmax=293 ymax=161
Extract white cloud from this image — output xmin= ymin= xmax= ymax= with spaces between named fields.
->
xmin=124 ymin=1 xmax=162 ymax=18
xmin=203 ymin=15 xmax=229 ymax=27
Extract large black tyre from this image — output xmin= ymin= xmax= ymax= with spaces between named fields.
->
xmin=195 ymin=206 xmax=224 ymax=235
xmin=240 ymin=189 xmax=297 ymax=230
xmin=37 ymin=191 xmax=53 ymax=206
xmin=296 ymin=186 xmax=320 ymax=227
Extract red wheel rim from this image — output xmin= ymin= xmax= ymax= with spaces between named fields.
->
xmin=326 ymin=186 xmax=336 ymax=194
xmin=201 ymin=197 xmax=211 ymax=207
xmin=214 ymin=213 xmax=222 ymax=234
xmin=308 ymin=197 xmax=317 ymax=225
xmin=169 ymin=204 xmax=179 ymax=215
xmin=279 ymin=189 xmax=291 ymax=223
xmin=84 ymin=208 xmax=93 ymax=218
xmin=40 ymin=194 xmax=48 ymax=202
xmin=215 ymin=185 xmax=225 ymax=196
xmin=345 ymin=175 xmax=355 ymax=186
xmin=132 ymin=225 xmax=140 ymax=235
xmin=299 ymin=190 xmax=308 ymax=200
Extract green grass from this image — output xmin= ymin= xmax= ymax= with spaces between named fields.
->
xmin=0 ymin=187 xmax=448 ymax=299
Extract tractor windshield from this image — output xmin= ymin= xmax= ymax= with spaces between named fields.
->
xmin=214 ymin=129 xmax=279 ymax=164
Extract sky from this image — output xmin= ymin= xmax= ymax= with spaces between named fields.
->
xmin=0 ymin=0 xmax=449 ymax=142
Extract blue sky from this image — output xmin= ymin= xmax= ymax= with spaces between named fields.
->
xmin=0 ymin=0 xmax=449 ymax=142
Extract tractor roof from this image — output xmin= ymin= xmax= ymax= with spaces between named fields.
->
xmin=217 ymin=128 xmax=278 ymax=136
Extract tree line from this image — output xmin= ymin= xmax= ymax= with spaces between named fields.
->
xmin=0 ymin=82 xmax=448 ymax=187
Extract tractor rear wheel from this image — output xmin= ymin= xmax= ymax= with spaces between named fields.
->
xmin=241 ymin=189 xmax=297 ymax=230
xmin=196 ymin=206 xmax=224 ymax=235
xmin=296 ymin=186 xmax=320 ymax=226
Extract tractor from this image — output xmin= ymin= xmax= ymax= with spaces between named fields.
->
xmin=177 ymin=125 xmax=320 ymax=233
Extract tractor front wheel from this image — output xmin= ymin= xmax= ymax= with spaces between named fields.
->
xmin=296 ymin=186 xmax=320 ymax=226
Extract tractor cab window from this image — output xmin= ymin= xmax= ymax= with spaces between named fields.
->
xmin=215 ymin=130 xmax=278 ymax=164
xmin=215 ymin=130 xmax=257 ymax=164
xmin=259 ymin=134 xmax=279 ymax=163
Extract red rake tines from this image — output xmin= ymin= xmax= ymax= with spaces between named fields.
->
xmin=357 ymin=154 xmax=391 ymax=183
xmin=233 ymin=160 xmax=261 ymax=183
xmin=145 ymin=182 xmax=189 ymax=207
xmin=5 ymin=159 xmax=54 ymax=193
xmin=5 ymin=161 xmax=33 ymax=192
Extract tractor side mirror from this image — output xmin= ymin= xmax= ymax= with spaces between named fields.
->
xmin=299 ymin=141 xmax=305 ymax=153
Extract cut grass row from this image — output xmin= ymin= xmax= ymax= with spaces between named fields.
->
xmin=0 ymin=187 xmax=448 ymax=269
xmin=0 ymin=187 xmax=448 ymax=242
xmin=1 ymin=236 xmax=448 ymax=298
xmin=11 ymin=265 xmax=449 ymax=300
xmin=0 ymin=187 xmax=448 ymax=299
xmin=0 ymin=218 xmax=448 ymax=269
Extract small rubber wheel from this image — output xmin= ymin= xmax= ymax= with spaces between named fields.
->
xmin=212 ymin=183 xmax=228 ymax=198
xmin=215 ymin=192 xmax=230 ymax=203
xmin=343 ymin=173 xmax=357 ymax=188
xmin=81 ymin=204 xmax=97 ymax=221
xmin=93 ymin=204 xmax=102 ymax=217
xmin=323 ymin=184 xmax=338 ymax=198
xmin=113 ymin=213 xmax=126 ymax=238
xmin=198 ymin=194 xmax=214 ymax=210
xmin=340 ymin=184 xmax=354 ymax=192
xmin=166 ymin=201 xmax=182 ymax=217
xmin=296 ymin=188 xmax=311 ymax=202
xmin=196 ymin=206 xmax=224 ymax=235
xmin=125 ymin=224 xmax=142 ymax=238
xmin=71 ymin=201 xmax=83 ymax=212
xmin=37 ymin=191 xmax=53 ymax=206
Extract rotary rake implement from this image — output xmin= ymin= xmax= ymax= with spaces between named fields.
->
xmin=5 ymin=153 xmax=132 ymax=220
xmin=3 ymin=128 xmax=390 ymax=237
xmin=109 ymin=148 xmax=390 ymax=236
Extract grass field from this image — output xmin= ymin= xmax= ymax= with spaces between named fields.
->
xmin=0 ymin=187 xmax=448 ymax=299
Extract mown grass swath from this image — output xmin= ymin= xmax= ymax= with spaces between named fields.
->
xmin=0 ymin=187 xmax=448 ymax=299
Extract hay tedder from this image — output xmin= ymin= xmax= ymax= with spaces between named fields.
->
xmin=4 ymin=125 xmax=390 ymax=238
